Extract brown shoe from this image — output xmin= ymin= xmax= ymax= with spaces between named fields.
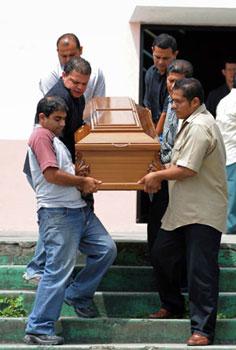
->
xmin=187 ymin=333 xmax=211 ymax=346
xmin=149 ymin=307 xmax=180 ymax=319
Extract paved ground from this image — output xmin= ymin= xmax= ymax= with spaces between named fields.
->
xmin=1 ymin=139 xmax=235 ymax=244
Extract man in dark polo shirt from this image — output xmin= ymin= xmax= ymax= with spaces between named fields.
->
xmin=139 ymin=34 xmax=178 ymax=253
xmin=45 ymin=56 xmax=90 ymax=161
xmin=143 ymin=33 xmax=178 ymax=134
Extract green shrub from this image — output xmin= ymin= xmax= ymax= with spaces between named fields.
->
xmin=0 ymin=295 xmax=27 ymax=317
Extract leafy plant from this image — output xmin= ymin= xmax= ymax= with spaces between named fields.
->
xmin=0 ymin=295 xmax=27 ymax=317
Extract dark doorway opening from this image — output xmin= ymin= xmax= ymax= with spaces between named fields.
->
xmin=139 ymin=24 xmax=236 ymax=105
xmin=136 ymin=24 xmax=236 ymax=223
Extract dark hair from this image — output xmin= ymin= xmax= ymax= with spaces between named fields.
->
xmin=223 ymin=58 xmax=236 ymax=67
xmin=173 ymin=78 xmax=204 ymax=104
xmin=56 ymin=33 xmax=81 ymax=49
xmin=167 ymin=59 xmax=193 ymax=78
xmin=233 ymin=74 xmax=236 ymax=88
xmin=64 ymin=56 xmax=91 ymax=76
xmin=152 ymin=33 xmax=177 ymax=52
xmin=35 ymin=96 xmax=68 ymax=123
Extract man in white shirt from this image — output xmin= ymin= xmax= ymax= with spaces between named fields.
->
xmin=39 ymin=33 xmax=105 ymax=102
xmin=216 ymin=75 xmax=236 ymax=234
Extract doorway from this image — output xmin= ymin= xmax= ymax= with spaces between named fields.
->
xmin=139 ymin=24 xmax=236 ymax=105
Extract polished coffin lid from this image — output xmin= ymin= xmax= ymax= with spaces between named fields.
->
xmin=85 ymin=96 xmax=143 ymax=132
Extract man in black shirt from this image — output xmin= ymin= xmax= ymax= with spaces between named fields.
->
xmin=140 ymin=34 xmax=178 ymax=253
xmin=45 ymin=57 xmax=90 ymax=161
xmin=206 ymin=61 xmax=236 ymax=117
xmin=143 ymin=33 xmax=178 ymax=134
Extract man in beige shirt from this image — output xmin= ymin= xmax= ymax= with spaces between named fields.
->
xmin=139 ymin=78 xmax=227 ymax=346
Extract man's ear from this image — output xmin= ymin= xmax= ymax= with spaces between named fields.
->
xmin=222 ymin=68 xmax=226 ymax=77
xmin=39 ymin=112 xmax=46 ymax=123
xmin=174 ymin=50 xmax=179 ymax=58
xmin=192 ymin=96 xmax=200 ymax=108
xmin=62 ymin=71 xmax=67 ymax=79
xmin=79 ymin=46 xmax=83 ymax=55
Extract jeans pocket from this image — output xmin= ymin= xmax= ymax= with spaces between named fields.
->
xmin=38 ymin=208 xmax=68 ymax=223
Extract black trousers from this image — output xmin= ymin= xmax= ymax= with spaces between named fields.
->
xmin=151 ymin=224 xmax=222 ymax=341
xmin=147 ymin=180 xmax=169 ymax=253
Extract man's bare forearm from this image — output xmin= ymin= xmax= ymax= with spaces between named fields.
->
xmin=43 ymin=167 xmax=100 ymax=193
xmin=152 ymin=165 xmax=196 ymax=182
xmin=138 ymin=165 xmax=196 ymax=193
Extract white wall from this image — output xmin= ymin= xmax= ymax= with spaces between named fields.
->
xmin=1 ymin=0 xmax=236 ymax=140
xmin=0 ymin=0 xmax=140 ymax=139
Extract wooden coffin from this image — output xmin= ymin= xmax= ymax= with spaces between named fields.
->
xmin=75 ymin=97 xmax=160 ymax=190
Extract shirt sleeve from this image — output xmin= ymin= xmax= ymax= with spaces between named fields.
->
xmin=161 ymin=112 xmax=172 ymax=163
xmin=174 ymin=124 xmax=211 ymax=172
xmin=143 ymin=69 xmax=151 ymax=108
xmin=84 ymin=67 xmax=105 ymax=102
xmin=162 ymin=95 xmax=169 ymax=113
xmin=39 ymin=64 xmax=61 ymax=96
xmin=39 ymin=72 xmax=59 ymax=96
xmin=29 ymin=129 xmax=59 ymax=172
xmin=93 ymin=67 xmax=105 ymax=97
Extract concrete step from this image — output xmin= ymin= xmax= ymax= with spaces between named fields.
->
xmin=1 ymin=241 xmax=236 ymax=267
xmin=1 ymin=344 xmax=236 ymax=349
xmin=1 ymin=318 xmax=236 ymax=344
xmin=0 ymin=265 xmax=236 ymax=292
xmin=0 ymin=291 xmax=236 ymax=319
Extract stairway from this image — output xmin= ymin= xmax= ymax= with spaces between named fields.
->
xmin=0 ymin=240 xmax=236 ymax=349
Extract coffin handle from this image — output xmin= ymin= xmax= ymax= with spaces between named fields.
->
xmin=112 ymin=143 xmax=130 ymax=148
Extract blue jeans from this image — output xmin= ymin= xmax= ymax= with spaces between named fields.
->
xmin=226 ymin=163 xmax=236 ymax=234
xmin=26 ymin=235 xmax=46 ymax=278
xmin=26 ymin=209 xmax=93 ymax=277
xmin=26 ymin=206 xmax=117 ymax=335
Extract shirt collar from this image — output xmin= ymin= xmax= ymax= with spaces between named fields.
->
xmin=153 ymin=65 xmax=166 ymax=77
xmin=177 ymin=104 xmax=207 ymax=134
xmin=184 ymin=104 xmax=207 ymax=124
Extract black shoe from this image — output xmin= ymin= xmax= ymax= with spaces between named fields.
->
xmin=74 ymin=306 xmax=97 ymax=318
xmin=23 ymin=333 xmax=64 ymax=345
xmin=64 ymin=298 xmax=97 ymax=318
xmin=64 ymin=297 xmax=75 ymax=306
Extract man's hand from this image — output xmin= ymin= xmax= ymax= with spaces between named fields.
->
xmin=43 ymin=167 xmax=102 ymax=192
xmin=138 ymin=172 xmax=162 ymax=193
xmin=76 ymin=160 xmax=90 ymax=177
xmin=79 ymin=177 xmax=102 ymax=194
xmin=147 ymin=161 xmax=158 ymax=173
xmin=147 ymin=152 xmax=164 ymax=173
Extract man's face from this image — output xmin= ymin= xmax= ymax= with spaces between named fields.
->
xmin=57 ymin=40 xmax=82 ymax=66
xmin=222 ymin=63 xmax=236 ymax=89
xmin=40 ymin=111 xmax=67 ymax=136
xmin=172 ymin=89 xmax=199 ymax=119
xmin=152 ymin=46 xmax=178 ymax=75
xmin=167 ymin=72 xmax=185 ymax=96
xmin=63 ymin=70 xmax=90 ymax=99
